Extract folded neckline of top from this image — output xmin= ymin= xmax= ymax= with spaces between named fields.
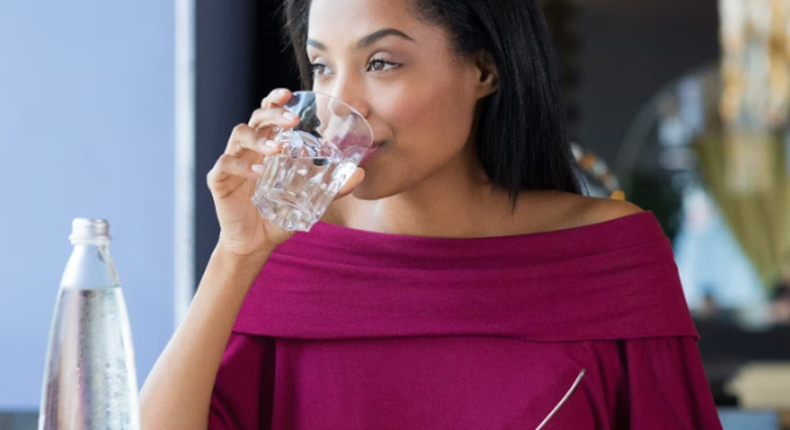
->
xmin=310 ymin=210 xmax=657 ymax=243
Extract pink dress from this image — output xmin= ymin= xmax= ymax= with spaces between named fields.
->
xmin=209 ymin=212 xmax=723 ymax=429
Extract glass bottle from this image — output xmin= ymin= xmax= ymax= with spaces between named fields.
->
xmin=38 ymin=219 xmax=140 ymax=430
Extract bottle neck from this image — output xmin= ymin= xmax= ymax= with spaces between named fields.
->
xmin=60 ymin=243 xmax=121 ymax=290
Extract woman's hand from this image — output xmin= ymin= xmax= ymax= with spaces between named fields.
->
xmin=207 ymin=88 xmax=365 ymax=257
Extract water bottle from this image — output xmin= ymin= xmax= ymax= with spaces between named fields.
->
xmin=38 ymin=219 xmax=140 ymax=430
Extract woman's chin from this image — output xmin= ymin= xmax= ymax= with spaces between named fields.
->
xmin=351 ymin=182 xmax=384 ymax=201
xmin=351 ymin=174 xmax=402 ymax=201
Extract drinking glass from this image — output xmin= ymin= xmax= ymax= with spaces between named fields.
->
xmin=251 ymin=91 xmax=374 ymax=231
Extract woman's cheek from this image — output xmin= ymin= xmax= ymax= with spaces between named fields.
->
xmin=368 ymin=69 xmax=473 ymax=152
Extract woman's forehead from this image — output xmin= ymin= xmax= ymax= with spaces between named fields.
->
xmin=307 ymin=0 xmax=419 ymax=43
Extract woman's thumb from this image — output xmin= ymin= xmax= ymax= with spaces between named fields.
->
xmin=334 ymin=168 xmax=365 ymax=200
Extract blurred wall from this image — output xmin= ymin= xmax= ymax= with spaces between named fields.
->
xmin=580 ymin=0 xmax=720 ymax=162
xmin=0 ymin=0 xmax=174 ymax=409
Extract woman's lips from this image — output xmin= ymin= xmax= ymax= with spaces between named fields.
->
xmin=332 ymin=133 xmax=370 ymax=150
xmin=360 ymin=141 xmax=386 ymax=166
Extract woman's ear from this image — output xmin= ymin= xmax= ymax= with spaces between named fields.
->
xmin=475 ymin=50 xmax=499 ymax=99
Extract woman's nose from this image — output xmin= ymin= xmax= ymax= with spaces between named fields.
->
xmin=328 ymin=96 xmax=354 ymax=119
xmin=329 ymin=80 xmax=370 ymax=119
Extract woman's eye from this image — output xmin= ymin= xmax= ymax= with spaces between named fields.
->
xmin=368 ymin=59 xmax=397 ymax=72
xmin=309 ymin=63 xmax=329 ymax=77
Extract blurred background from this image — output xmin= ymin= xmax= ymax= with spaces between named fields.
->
xmin=2 ymin=0 xmax=790 ymax=429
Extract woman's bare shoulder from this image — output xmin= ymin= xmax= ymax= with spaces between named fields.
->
xmin=522 ymin=192 xmax=644 ymax=233
xmin=576 ymin=195 xmax=644 ymax=226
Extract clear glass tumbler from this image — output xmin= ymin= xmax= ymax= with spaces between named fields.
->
xmin=251 ymin=91 xmax=374 ymax=231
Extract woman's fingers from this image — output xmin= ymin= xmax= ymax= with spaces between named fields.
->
xmin=211 ymin=124 xmax=284 ymax=189
xmin=226 ymin=123 xmax=282 ymax=156
xmin=248 ymin=106 xmax=300 ymax=132
xmin=262 ymin=88 xmax=294 ymax=109
xmin=208 ymin=88 xmax=296 ymax=198
xmin=334 ymin=168 xmax=366 ymax=200
xmin=251 ymin=88 xmax=298 ymax=134
xmin=208 ymin=153 xmax=263 ymax=184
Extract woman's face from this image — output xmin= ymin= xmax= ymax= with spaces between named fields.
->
xmin=306 ymin=0 xmax=496 ymax=199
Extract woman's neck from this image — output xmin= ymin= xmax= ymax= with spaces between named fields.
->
xmin=324 ymin=143 xmax=556 ymax=238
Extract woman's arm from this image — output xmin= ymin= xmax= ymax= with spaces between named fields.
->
xmin=139 ymin=244 xmax=270 ymax=430
xmin=137 ymin=87 xmax=304 ymax=430
xmin=139 ymin=87 xmax=365 ymax=430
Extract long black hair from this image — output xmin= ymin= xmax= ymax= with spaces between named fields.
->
xmin=283 ymin=0 xmax=582 ymax=207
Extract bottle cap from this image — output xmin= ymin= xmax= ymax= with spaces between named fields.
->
xmin=69 ymin=218 xmax=111 ymax=245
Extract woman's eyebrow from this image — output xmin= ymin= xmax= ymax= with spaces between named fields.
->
xmin=307 ymin=28 xmax=415 ymax=52
xmin=355 ymin=28 xmax=415 ymax=49
xmin=307 ymin=39 xmax=328 ymax=51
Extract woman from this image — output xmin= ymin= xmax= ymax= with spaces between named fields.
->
xmin=141 ymin=0 xmax=723 ymax=428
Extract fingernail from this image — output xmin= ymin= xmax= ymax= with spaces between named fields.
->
xmin=251 ymin=164 xmax=264 ymax=174
xmin=276 ymin=88 xmax=288 ymax=96
xmin=283 ymin=111 xmax=298 ymax=120
xmin=256 ymin=138 xmax=278 ymax=149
